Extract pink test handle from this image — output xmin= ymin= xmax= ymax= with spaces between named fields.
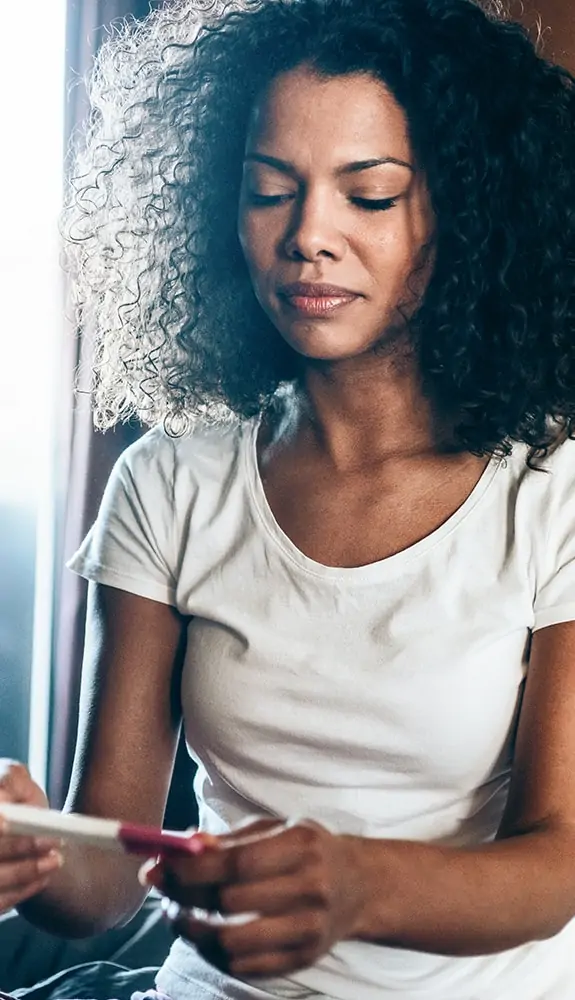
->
xmin=119 ymin=823 xmax=206 ymax=857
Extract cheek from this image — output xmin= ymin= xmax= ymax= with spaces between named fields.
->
xmin=238 ymin=214 xmax=276 ymax=272
xmin=369 ymin=216 xmax=431 ymax=274
xmin=363 ymin=229 xmax=416 ymax=284
xmin=237 ymin=214 xmax=252 ymax=265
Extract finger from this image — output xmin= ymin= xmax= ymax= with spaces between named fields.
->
xmin=142 ymin=859 xmax=222 ymax=912
xmin=140 ymin=832 xmax=217 ymax=889
xmin=160 ymin=822 xmax=316 ymax=896
xmin=221 ymin=912 xmax=323 ymax=959
xmin=0 ymin=762 xmax=36 ymax=803
xmin=219 ymin=873 xmax=314 ymax=917
xmin=33 ymin=837 xmax=65 ymax=853
xmin=172 ymin=910 xmax=323 ymax=961
xmin=0 ymin=836 xmax=61 ymax=862
xmin=169 ymin=911 xmax=320 ymax=977
xmin=0 ymin=876 xmax=52 ymax=915
xmin=230 ymin=948 xmax=317 ymax=978
xmin=0 ymin=851 xmax=63 ymax=891
xmin=221 ymin=822 xmax=322 ymax=883
xmin=166 ymin=913 xmax=231 ymax=971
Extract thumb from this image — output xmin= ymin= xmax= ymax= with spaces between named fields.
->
xmin=0 ymin=760 xmax=47 ymax=807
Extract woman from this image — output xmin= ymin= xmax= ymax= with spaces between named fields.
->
xmin=1 ymin=0 xmax=575 ymax=997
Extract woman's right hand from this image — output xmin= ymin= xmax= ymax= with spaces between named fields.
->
xmin=0 ymin=759 xmax=64 ymax=914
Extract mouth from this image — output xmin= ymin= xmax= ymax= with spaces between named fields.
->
xmin=278 ymin=282 xmax=361 ymax=318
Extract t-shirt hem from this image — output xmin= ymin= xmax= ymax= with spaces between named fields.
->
xmin=156 ymin=966 xmax=228 ymax=1000
xmin=532 ymin=603 xmax=575 ymax=632
xmin=66 ymin=557 xmax=177 ymax=607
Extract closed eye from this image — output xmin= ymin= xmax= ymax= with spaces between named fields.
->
xmin=246 ymin=192 xmax=295 ymax=206
xmin=245 ymin=193 xmax=399 ymax=211
xmin=351 ymin=197 xmax=398 ymax=211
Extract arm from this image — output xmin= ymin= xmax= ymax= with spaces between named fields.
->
xmin=18 ymin=581 xmax=187 ymax=937
xmin=353 ymin=617 xmax=575 ymax=955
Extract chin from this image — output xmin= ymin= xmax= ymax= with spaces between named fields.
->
xmin=286 ymin=337 xmax=377 ymax=364
xmin=277 ymin=317 xmax=377 ymax=357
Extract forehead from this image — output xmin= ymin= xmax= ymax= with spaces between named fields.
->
xmin=246 ymin=67 xmax=411 ymax=163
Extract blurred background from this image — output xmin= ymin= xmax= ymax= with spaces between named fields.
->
xmin=0 ymin=0 xmax=572 ymax=986
xmin=0 ymin=0 xmax=165 ymax=793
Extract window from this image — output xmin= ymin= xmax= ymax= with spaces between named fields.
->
xmin=0 ymin=2 xmax=67 ymax=780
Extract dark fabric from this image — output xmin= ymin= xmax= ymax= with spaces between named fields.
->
xmin=0 ymin=897 xmax=172 ymax=992
xmin=11 ymin=962 xmax=157 ymax=1000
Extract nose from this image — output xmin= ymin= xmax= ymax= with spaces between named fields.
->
xmin=283 ymin=189 xmax=346 ymax=262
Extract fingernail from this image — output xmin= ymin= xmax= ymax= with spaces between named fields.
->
xmin=138 ymin=858 xmax=159 ymax=887
xmin=186 ymin=835 xmax=207 ymax=856
xmin=37 ymin=850 xmax=64 ymax=873
xmin=35 ymin=837 xmax=64 ymax=852
xmin=161 ymin=899 xmax=182 ymax=922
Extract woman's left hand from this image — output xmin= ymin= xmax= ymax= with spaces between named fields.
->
xmin=143 ymin=819 xmax=368 ymax=978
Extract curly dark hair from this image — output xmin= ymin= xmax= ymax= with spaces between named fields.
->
xmin=63 ymin=0 xmax=575 ymax=456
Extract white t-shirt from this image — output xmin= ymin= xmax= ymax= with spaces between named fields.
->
xmin=68 ymin=418 xmax=575 ymax=1000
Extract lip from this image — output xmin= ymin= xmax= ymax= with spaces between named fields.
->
xmin=278 ymin=282 xmax=361 ymax=318
xmin=279 ymin=281 xmax=361 ymax=298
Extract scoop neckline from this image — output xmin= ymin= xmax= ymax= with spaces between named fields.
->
xmin=242 ymin=417 xmax=504 ymax=583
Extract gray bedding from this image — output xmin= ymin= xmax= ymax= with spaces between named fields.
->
xmin=0 ymin=896 xmax=172 ymax=993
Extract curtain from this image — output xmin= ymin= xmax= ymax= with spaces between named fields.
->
xmin=48 ymin=0 xmax=166 ymax=808
xmin=510 ymin=0 xmax=575 ymax=72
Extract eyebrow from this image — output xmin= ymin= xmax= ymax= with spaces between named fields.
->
xmin=244 ymin=152 xmax=414 ymax=176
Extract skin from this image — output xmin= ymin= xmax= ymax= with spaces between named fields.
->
xmin=0 ymin=764 xmax=62 ymax=913
xmin=238 ymin=67 xmax=441 ymax=470
xmin=0 ymin=587 xmax=187 ymax=936
xmin=2 ymin=66 xmax=575 ymax=983
xmin=236 ymin=68 xmax=488 ymax=570
xmin=238 ymin=67 xmax=435 ymax=367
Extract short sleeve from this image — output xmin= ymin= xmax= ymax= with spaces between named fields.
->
xmin=66 ymin=427 xmax=177 ymax=606
xmin=532 ymin=438 xmax=575 ymax=632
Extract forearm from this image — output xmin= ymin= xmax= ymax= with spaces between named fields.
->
xmin=351 ymin=824 xmax=575 ymax=956
xmin=18 ymin=843 xmax=146 ymax=937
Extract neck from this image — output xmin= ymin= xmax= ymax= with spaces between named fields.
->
xmin=286 ymin=352 xmax=454 ymax=472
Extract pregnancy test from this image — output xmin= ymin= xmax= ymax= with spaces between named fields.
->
xmin=0 ymin=803 xmax=205 ymax=857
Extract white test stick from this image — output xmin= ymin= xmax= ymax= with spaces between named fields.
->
xmin=0 ymin=802 xmax=123 ymax=850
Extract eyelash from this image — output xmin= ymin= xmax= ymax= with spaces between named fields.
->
xmin=247 ymin=193 xmax=398 ymax=212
